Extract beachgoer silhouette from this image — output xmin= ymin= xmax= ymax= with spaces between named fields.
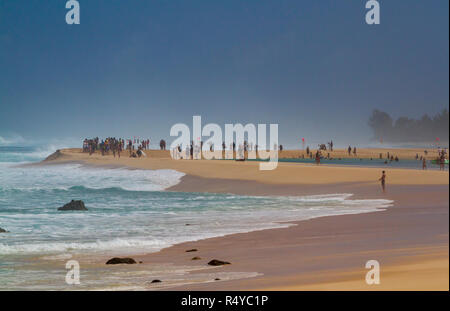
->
xmin=440 ymin=154 xmax=446 ymax=171
xmin=379 ymin=171 xmax=386 ymax=193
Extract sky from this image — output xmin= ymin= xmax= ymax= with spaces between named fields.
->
xmin=0 ymin=0 xmax=448 ymax=148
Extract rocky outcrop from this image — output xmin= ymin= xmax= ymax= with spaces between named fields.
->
xmin=58 ymin=200 xmax=88 ymax=211
xmin=191 ymin=256 xmax=201 ymax=260
xmin=105 ymin=257 xmax=137 ymax=265
xmin=0 ymin=227 xmax=8 ymax=233
xmin=150 ymin=279 xmax=162 ymax=284
xmin=207 ymin=259 xmax=231 ymax=266
xmin=185 ymin=249 xmax=197 ymax=252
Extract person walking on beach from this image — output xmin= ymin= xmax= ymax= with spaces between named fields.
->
xmin=422 ymin=158 xmax=427 ymax=170
xmin=379 ymin=171 xmax=386 ymax=193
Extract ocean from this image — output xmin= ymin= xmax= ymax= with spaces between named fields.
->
xmin=0 ymin=143 xmax=393 ymax=290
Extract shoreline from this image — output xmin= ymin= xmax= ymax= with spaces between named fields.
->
xmin=144 ymin=178 xmax=449 ymax=290
xmin=35 ymin=149 xmax=450 ymax=290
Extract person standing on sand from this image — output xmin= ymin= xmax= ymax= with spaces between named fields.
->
xmin=422 ymin=158 xmax=427 ymax=170
xmin=379 ymin=171 xmax=386 ymax=193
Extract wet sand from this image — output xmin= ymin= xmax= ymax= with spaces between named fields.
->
xmin=139 ymin=179 xmax=448 ymax=290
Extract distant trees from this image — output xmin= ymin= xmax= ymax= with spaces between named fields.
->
xmin=368 ymin=110 xmax=393 ymax=141
xmin=368 ymin=109 xmax=449 ymax=143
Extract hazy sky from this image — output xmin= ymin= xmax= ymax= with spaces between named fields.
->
xmin=0 ymin=0 xmax=448 ymax=148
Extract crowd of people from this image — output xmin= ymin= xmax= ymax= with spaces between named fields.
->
xmin=171 ymin=140 xmax=283 ymax=160
xmin=82 ymin=137 xmax=155 ymax=158
xmin=82 ymin=137 xmax=448 ymax=172
xmin=413 ymin=148 xmax=448 ymax=170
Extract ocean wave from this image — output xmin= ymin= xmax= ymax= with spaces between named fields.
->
xmin=0 ymin=164 xmax=185 ymax=192
xmin=0 ymin=144 xmax=70 ymax=163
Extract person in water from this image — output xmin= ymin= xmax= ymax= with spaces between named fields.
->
xmin=379 ymin=171 xmax=386 ymax=193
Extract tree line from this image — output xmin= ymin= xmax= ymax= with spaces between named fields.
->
xmin=368 ymin=109 xmax=449 ymax=143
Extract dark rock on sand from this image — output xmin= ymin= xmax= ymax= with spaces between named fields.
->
xmin=58 ymin=200 xmax=88 ymax=211
xmin=151 ymin=279 xmax=162 ymax=283
xmin=139 ymin=261 xmax=143 ymax=264
xmin=191 ymin=256 xmax=201 ymax=260
xmin=0 ymin=227 xmax=8 ymax=233
xmin=208 ymin=259 xmax=231 ymax=266
xmin=214 ymin=278 xmax=221 ymax=281
xmin=106 ymin=257 xmax=137 ymax=265
xmin=185 ymin=249 xmax=198 ymax=252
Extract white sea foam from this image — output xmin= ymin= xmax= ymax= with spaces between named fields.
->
xmin=0 ymin=237 xmax=173 ymax=255
xmin=0 ymin=193 xmax=393 ymax=256
xmin=0 ymin=163 xmax=185 ymax=192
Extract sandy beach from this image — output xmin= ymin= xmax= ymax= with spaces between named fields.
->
xmin=2 ymin=1 xmax=448 ymax=298
xmin=41 ymin=148 xmax=449 ymax=290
